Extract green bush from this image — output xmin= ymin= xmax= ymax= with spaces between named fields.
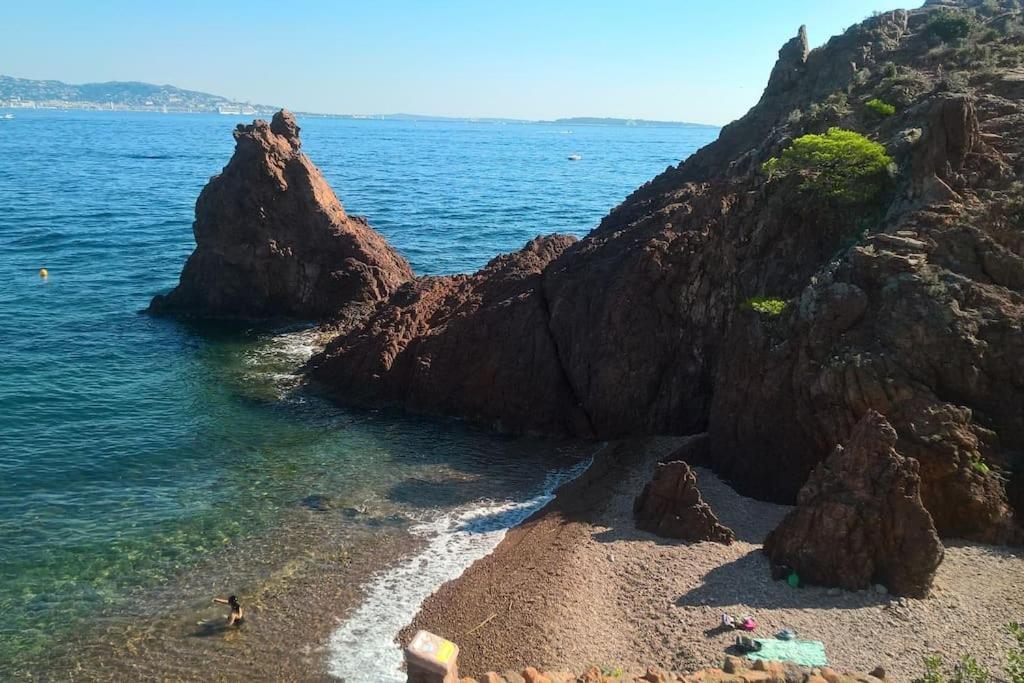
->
xmin=762 ymin=128 xmax=893 ymax=204
xmin=1007 ymin=622 xmax=1024 ymax=683
xmin=953 ymin=655 xmax=992 ymax=683
xmin=968 ymin=457 xmax=991 ymax=475
xmin=926 ymin=9 xmax=974 ymax=44
xmin=743 ymin=297 xmax=788 ymax=316
xmin=866 ymin=98 xmax=896 ymax=117
xmin=917 ymin=655 xmax=946 ymax=683
xmin=913 ymin=625 xmax=1024 ymax=683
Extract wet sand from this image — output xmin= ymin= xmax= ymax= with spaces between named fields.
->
xmin=404 ymin=437 xmax=1024 ymax=680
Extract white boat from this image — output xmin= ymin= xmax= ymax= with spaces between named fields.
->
xmin=568 ymin=153 xmax=582 ymax=161
xmin=1 ymin=114 xmax=14 ymax=120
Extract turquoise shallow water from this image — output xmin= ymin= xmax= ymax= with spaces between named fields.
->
xmin=0 ymin=110 xmax=718 ymax=676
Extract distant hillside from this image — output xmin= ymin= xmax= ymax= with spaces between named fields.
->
xmin=0 ymin=75 xmax=274 ymax=114
xmin=0 ymin=75 xmax=719 ymax=127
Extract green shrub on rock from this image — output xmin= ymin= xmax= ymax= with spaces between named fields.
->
xmin=762 ymin=128 xmax=893 ymax=204
xmin=743 ymin=296 xmax=788 ymax=316
xmin=866 ymin=98 xmax=896 ymax=117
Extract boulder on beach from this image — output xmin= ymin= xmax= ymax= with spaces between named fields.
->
xmin=633 ymin=460 xmax=736 ymax=544
xmin=149 ymin=109 xmax=413 ymax=320
xmin=763 ymin=410 xmax=945 ymax=597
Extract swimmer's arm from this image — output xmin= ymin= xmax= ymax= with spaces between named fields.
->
xmin=212 ymin=598 xmax=229 ymax=604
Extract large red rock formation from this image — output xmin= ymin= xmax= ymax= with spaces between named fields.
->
xmin=150 ymin=110 xmax=412 ymax=319
xmin=633 ymin=461 xmax=735 ymax=544
xmin=309 ymin=3 xmax=1024 ymax=544
xmin=763 ymin=411 xmax=944 ymax=598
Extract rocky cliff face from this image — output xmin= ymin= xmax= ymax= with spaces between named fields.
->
xmin=150 ymin=110 xmax=412 ymax=319
xmin=309 ymin=1 xmax=1024 ymax=544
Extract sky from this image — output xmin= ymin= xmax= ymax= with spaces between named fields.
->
xmin=1 ymin=0 xmax=898 ymax=125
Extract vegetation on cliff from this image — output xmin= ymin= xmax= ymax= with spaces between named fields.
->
xmin=865 ymin=97 xmax=897 ymax=116
xmin=762 ymin=128 xmax=892 ymax=204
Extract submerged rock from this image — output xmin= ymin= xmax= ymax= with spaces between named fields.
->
xmin=633 ymin=461 xmax=735 ymax=544
xmin=763 ymin=411 xmax=944 ymax=598
xmin=149 ymin=109 xmax=412 ymax=320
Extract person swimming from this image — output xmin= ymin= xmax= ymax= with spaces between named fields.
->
xmin=212 ymin=595 xmax=243 ymax=626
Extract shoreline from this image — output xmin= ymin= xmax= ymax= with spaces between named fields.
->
xmin=327 ymin=457 xmax=593 ymax=681
xmin=401 ymin=437 xmax=1024 ymax=680
xmin=31 ymin=433 xmax=596 ymax=682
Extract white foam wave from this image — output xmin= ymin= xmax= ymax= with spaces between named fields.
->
xmin=240 ymin=327 xmax=323 ymax=396
xmin=326 ymin=458 xmax=592 ymax=682
xmin=245 ymin=327 xmax=322 ymax=368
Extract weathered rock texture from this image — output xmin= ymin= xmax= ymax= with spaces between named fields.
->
xmin=150 ymin=110 xmax=412 ymax=319
xmin=311 ymin=1 xmax=1024 ymax=544
xmin=763 ymin=411 xmax=944 ymax=597
xmin=633 ymin=461 xmax=736 ymax=544
xmin=314 ymin=234 xmax=592 ymax=435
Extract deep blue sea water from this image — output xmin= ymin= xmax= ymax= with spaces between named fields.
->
xmin=0 ymin=110 xmax=718 ymax=678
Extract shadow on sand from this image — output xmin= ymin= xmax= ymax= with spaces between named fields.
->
xmin=675 ymin=549 xmax=891 ymax=611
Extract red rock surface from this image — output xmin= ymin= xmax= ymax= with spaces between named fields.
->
xmin=150 ymin=109 xmax=412 ymax=319
xmin=763 ymin=411 xmax=944 ymax=598
xmin=311 ymin=234 xmax=593 ymax=435
xmin=633 ymin=461 xmax=736 ymax=544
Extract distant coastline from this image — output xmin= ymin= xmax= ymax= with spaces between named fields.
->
xmin=0 ymin=74 xmax=719 ymax=127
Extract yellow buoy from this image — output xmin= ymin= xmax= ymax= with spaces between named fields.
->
xmin=39 ymin=268 xmax=48 ymax=279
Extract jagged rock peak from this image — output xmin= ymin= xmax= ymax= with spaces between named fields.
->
xmin=633 ymin=460 xmax=736 ymax=544
xmin=763 ymin=25 xmax=810 ymax=96
xmin=269 ymin=109 xmax=301 ymax=148
xmin=150 ymin=111 xmax=413 ymax=320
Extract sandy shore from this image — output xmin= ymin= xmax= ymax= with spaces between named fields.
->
xmin=404 ymin=437 xmax=1024 ymax=680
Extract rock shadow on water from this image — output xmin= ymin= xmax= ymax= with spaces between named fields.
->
xmin=674 ymin=549 xmax=891 ymax=611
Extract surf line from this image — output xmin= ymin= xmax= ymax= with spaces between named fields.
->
xmin=326 ymin=456 xmax=594 ymax=682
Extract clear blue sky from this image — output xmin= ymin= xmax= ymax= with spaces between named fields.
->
xmin=1 ymin=0 xmax=899 ymax=125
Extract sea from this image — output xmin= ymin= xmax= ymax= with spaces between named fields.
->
xmin=0 ymin=110 xmax=718 ymax=680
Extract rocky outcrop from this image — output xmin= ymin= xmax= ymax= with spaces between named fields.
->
xmin=312 ymin=235 xmax=593 ymax=435
xmin=763 ymin=411 xmax=944 ymax=598
xmin=150 ymin=109 xmax=412 ymax=319
xmin=633 ymin=461 xmax=735 ymax=544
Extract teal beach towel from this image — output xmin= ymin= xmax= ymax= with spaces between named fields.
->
xmin=747 ymin=639 xmax=828 ymax=667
